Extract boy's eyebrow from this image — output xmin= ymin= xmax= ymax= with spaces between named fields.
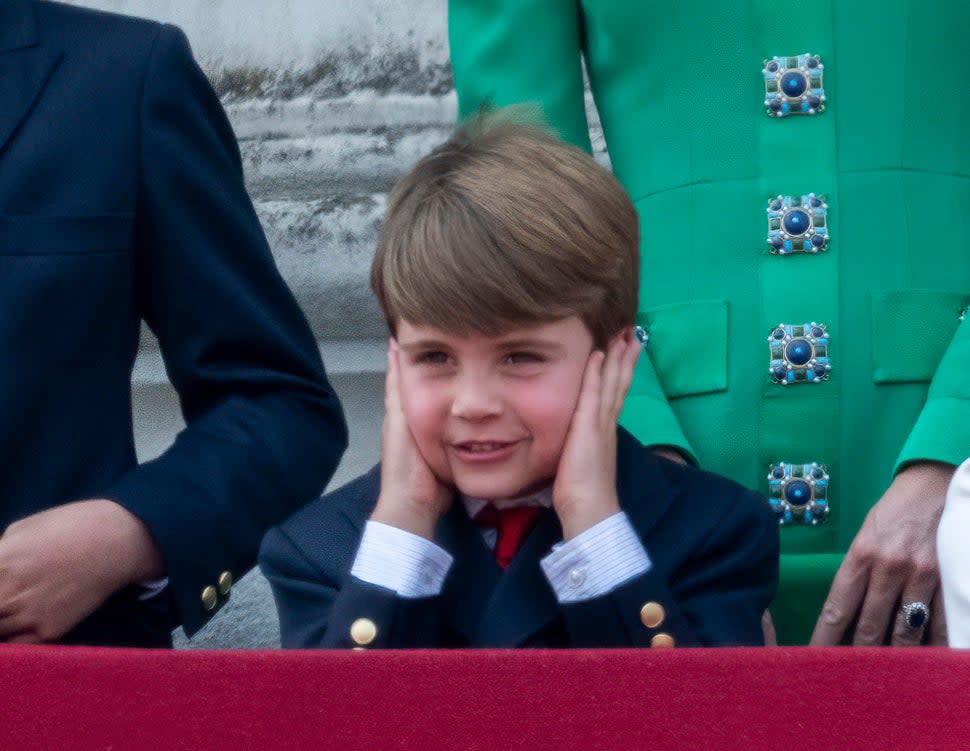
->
xmin=497 ymin=338 xmax=565 ymax=353
xmin=398 ymin=337 xmax=566 ymax=353
xmin=397 ymin=338 xmax=452 ymax=352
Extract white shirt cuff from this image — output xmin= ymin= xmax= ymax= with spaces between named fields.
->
xmin=540 ymin=512 xmax=651 ymax=603
xmin=351 ymin=520 xmax=453 ymax=598
xmin=138 ymin=577 xmax=169 ymax=601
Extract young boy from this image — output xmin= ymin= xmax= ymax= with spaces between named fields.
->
xmin=259 ymin=119 xmax=779 ymax=649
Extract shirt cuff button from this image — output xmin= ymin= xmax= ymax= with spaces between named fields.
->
xmin=568 ymin=567 xmax=586 ymax=587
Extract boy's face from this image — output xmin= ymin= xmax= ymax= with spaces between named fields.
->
xmin=395 ymin=316 xmax=595 ymax=500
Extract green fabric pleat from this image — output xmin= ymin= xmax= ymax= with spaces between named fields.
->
xmin=774 ymin=553 xmax=845 ymax=645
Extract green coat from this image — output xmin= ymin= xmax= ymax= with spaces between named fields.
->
xmin=450 ymin=0 xmax=970 ymax=643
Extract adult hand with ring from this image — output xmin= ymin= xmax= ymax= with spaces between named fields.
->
xmin=811 ymin=461 xmax=952 ymax=647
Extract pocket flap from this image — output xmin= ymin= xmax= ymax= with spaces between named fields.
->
xmin=639 ymin=299 xmax=728 ymax=398
xmin=871 ymin=289 xmax=969 ymax=384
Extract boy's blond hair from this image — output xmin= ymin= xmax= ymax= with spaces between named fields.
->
xmin=371 ymin=115 xmax=639 ymax=348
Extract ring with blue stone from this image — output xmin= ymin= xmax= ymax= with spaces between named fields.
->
xmin=767 ymin=322 xmax=831 ymax=384
xmin=901 ymin=601 xmax=930 ymax=630
xmin=763 ymin=53 xmax=825 ymax=118
xmin=766 ymin=462 xmax=830 ymax=527
xmin=766 ymin=194 xmax=829 ymax=254
xmin=634 ymin=325 xmax=649 ymax=347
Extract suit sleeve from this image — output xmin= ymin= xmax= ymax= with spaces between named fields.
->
xmin=895 ymin=309 xmax=970 ymax=471
xmin=103 ymin=24 xmax=347 ymax=635
xmin=259 ymin=525 xmax=445 ymax=649
xmin=558 ymin=489 xmax=779 ymax=647
xmin=449 ymin=0 xmax=695 ymax=460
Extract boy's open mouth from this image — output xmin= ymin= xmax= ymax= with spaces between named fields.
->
xmin=450 ymin=440 xmax=521 ymax=462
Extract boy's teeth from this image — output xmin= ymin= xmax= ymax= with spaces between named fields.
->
xmin=467 ymin=442 xmax=504 ymax=452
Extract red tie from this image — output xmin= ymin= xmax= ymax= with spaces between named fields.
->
xmin=474 ymin=505 xmax=543 ymax=570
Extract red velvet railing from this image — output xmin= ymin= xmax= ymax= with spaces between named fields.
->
xmin=2 ymin=646 xmax=967 ymax=750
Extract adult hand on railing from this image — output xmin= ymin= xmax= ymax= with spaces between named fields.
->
xmin=0 ymin=500 xmax=163 ymax=643
xmin=810 ymin=462 xmax=954 ymax=647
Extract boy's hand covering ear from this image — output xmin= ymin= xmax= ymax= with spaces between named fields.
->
xmin=553 ymin=328 xmax=642 ymax=541
xmin=371 ymin=340 xmax=451 ymax=540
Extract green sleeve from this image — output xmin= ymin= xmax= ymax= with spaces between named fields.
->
xmin=620 ymin=353 xmax=697 ymax=464
xmin=448 ymin=0 xmax=591 ymax=151
xmin=895 ymin=306 xmax=970 ymax=471
xmin=449 ymin=0 xmax=695 ymax=463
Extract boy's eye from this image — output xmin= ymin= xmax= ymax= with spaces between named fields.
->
xmin=415 ymin=350 xmax=451 ymax=366
xmin=504 ymin=351 xmax=545 ymax=366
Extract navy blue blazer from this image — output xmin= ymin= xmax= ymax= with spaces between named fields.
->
xmin=0 ymin=1 xmax=347 ymax=644
xmin=261 ymin=428 xmax=779 ymax=649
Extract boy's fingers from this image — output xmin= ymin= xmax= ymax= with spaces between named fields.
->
xmin=576 ymin=350 xmax=605 ymax=421
xmin=611 ymin=330 xmax=641 ymax=418
xmin=601 ymin=330 xmax=638 ymax=419
xmin=599 ymin=334 xmax=627 ymax=420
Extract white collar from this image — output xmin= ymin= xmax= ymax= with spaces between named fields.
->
xmin=460 ymin=486 xmax=553 ymax=520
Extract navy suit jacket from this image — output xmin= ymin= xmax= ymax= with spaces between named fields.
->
xmin=0 ymin=1 xmax=347 ymax=645
xmin=261 ymin=428 xmax=779 ymax=649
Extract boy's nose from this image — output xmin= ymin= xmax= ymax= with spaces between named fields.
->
xmin=450 ymin=377 xmax=503 ymax=421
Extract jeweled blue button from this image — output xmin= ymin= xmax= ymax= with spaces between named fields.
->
xmin=783 ymin=209 xmax=810 ymax=236
xmin=784 ymin=479 xmax=811 ymax=506
xmin=768 ymin=322 xmax=831 ymax=384
xmin=785 ymin=338 xmax=812 ymax=365
xmin=767 ymin=462 xmax=831 ymax=526
xmin=781 ymin=71 xmax=807 ymax=97
xmin=764 ymin=54 xmax=826 ymax=118
xmin=772 ymin=327 xmax=785 ymax=340
xmin=767 ymin=194 xmax=830 ymax=254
